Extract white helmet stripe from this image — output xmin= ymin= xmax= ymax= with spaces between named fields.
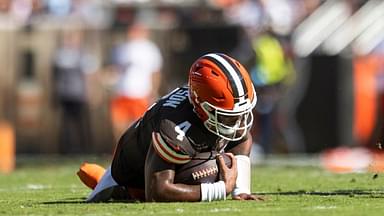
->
xmin=205 ymin=53 xmax=245 ymax=98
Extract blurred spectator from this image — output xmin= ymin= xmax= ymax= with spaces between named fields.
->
xmin=0 ymin=0 xmax=23 ymax=29
xmin=0 ymin=0 xmax=10 ymax=11
xmin=221 ymin=0 xmax=297 ymax=156
xmin=222 ymin=0 xmax=265 ymax=69
xmin=260 ymin=0 xmax=295 ymax=36
xmin=4 ymin=0 xmax=43 ymax=27
xmin=353 ymin=41 xmax=384 ymax=148
xmin=378 ymin=44 xmax=384 ymax=146
xmin=10 ymin=0 xmax=33 ymax=24
xmin=46 ymin=0 xmax=72 ymax=17
xmin=51 ymin=30 xmax=98 ymax=154
xmin=107 ymin=21 xmax=163 ymax=141
xmin=73 ymin=0 xmax=112 ymax=29
xmin=249 ymin=30 xmax=296 ymax=155
xmin=222 ymin=0 xmax=264 ymax=35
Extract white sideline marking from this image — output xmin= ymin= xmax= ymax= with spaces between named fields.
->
xmin=312 ymin=206 xmax=337 ymax=210
xmin=26 ymin=184 xmax=49 ymax=190
xmin=209 ymin=208 xmax=240 ymax=213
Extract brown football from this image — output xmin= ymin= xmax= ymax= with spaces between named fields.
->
xmin=174 ymin=151 xmax=232 ymax=185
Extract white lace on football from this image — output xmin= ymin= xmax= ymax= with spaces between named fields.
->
xmin=192 ymin=166 xmax=219 ymax=180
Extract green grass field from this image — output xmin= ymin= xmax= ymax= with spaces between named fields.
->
xmin=1 ymin=155 xmax=384 ymax=216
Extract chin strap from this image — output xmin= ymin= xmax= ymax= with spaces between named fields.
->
xmin=232 ymin=155 xmax=251 ymax=196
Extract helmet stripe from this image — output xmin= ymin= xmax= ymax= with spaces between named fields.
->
xmin=217 ymin=53 xmax=248 ymax=97
xmin=203 ymin=54 xmax=245 ymax=100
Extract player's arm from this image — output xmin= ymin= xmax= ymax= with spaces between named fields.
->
xmin=225 ymin=132 xmax=264 ymax=201
xmin=144 ymin=145 xmax=201 ymax=202
xmin=145 ymin=138 xmax=238 ymax=202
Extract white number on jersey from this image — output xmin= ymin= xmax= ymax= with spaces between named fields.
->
xmin=175 ymin=121 xmax=191 ymax=141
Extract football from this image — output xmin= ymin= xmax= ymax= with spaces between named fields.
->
xmin=174 ymin=151 xmax=232 ymax=185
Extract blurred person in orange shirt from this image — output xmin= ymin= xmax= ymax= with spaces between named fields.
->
xmin=108 ymin=21 xmax=163 ymax=141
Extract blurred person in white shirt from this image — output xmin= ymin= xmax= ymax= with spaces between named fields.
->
xmin=108 ymin=21 xmax=163 ymax=141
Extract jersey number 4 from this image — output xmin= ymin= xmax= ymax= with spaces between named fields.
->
xmin=175 ymin=121 xmax=191 ymax=141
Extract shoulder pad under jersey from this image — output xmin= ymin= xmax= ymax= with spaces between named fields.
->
xmin=152 ymin=132 xmax=192 ymax=165
xmin=152 ymin=119 xmax=196 ymax=164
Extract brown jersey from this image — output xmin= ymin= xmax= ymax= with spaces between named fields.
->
xmin=111 ymin=86 xmax=247 ymax=189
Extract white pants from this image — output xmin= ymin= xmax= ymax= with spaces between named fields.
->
xmin=86 ymin=166 xmax=118 ymax=202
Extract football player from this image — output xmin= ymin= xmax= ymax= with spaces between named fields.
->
xmin=77 ymin=53 xmax=262 ymax=202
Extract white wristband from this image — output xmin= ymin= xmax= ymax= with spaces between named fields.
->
xmin=232 ymin=155 xmax=251 ymax=196
xmin=201 ymin=181 xmax=226 ymax=202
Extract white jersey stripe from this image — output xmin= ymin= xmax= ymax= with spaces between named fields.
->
xmin=205 ymin=53 xmax=245 ymax=97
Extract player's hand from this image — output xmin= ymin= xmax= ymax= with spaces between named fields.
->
xmin=232 ymin=193 xmax=265 ymax=201
xmin=217 ymin=153 xmax=237 ymax=194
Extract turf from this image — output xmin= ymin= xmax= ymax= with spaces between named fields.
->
xmin=1 ymin=155 xmax=384 ymax=216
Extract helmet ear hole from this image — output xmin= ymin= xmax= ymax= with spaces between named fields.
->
xmin=211 ymin=70 xmax=219 ymax=77
xmin=195 ymin=66 xmax=203 ymax=71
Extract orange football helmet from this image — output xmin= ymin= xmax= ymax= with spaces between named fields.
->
xmin=188 ymin=53 xmax=257 ymax=141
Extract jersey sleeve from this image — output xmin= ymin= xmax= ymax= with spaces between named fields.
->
xmin=152 ymin=132 xmax=191 ymax=164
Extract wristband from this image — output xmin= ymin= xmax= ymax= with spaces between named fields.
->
xmin=200 ymin=181 xmax=226 ymax=202
xmin=232 ymin=155 xmax=251 ymax=196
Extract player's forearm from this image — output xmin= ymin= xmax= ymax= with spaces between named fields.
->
xmin=227 ymin=133 xmax=253 ymax=156
xmin=146 ymin=182 xmax=201 ymax=202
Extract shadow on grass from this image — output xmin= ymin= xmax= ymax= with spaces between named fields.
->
xmin=40 ymin=197 xmax=140 ymax=205
xmin=256 ymin=189 xmax=384 ymax=197
xmin=40 ymin=197 xmax=85 ymax=205
xmin=40 ymin=189 xmax=384 ymax=205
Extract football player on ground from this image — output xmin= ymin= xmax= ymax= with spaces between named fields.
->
xmin=77 ymin=53 xmax=263 ymax=202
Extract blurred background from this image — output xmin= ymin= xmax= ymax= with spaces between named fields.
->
xmin=0 ymin=0 xmax=384 ymax=172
